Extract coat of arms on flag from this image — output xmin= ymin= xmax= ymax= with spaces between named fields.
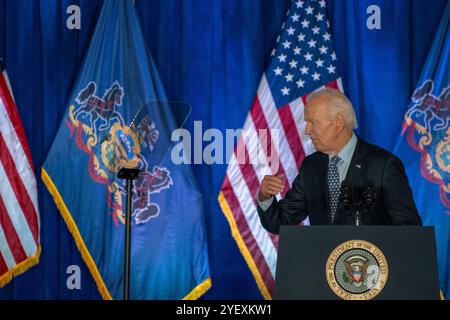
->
xmin=65 ymin=80 xmax=173 ymax=226
xmin=403 ymin=79 xmax=450 ymax=208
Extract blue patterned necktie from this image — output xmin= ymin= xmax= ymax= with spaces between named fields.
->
xmin=327 ymin=155 xmax=341 ymax=223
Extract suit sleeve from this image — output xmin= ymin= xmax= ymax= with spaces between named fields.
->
xmin=257 ymin=165 xmax=309 ymax=234
xmin=382 ymin=155 xmax=422 ymax=225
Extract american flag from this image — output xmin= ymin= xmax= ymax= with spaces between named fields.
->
xmin=0 ymin=62 xmax=41 ymax=287
xmin=218 ymin=0 xmax=343 ymax=299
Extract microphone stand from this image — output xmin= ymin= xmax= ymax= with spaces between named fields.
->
xmin=352 ymin=188 xmax=376 ymax=226
xmin=339 ymin=181 xmax=376 ymax=226
xmin=118 ymin=167 xmax=140 ymax=300
xmin=344 ymin=197 xmax=362 ymax=226
xmin=354 ymin=203 xmax=362 ymax=226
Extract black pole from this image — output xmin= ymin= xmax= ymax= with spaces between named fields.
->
xmin=118 ymin=168 xmax=140 ymax=300
xmin=354 ymin=209 xmax=361 ymax=226
xmin=124 ymin=178 xmax=132 ymax=300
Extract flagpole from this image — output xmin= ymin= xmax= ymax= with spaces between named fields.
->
xmin=118 ymin=168 xmax=140 ymax=300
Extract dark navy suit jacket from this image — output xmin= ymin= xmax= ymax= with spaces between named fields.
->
xmin=257 ymin=137 xmax=422 ymax=234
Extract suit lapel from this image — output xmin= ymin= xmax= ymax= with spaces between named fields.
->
xmin=344 ymin=137 xmax=368 ymax=188
xmin=333 ymin=137 xmax=368 ymax=224
xmin=315 ymin=153 xmax=331 ymax=223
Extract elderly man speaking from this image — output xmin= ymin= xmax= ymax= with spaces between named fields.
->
xmin=257 ymin=88 xmax=422 ymax=234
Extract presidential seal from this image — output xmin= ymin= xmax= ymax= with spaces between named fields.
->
xmin=326 ymin=240 xmax=388 ymax=300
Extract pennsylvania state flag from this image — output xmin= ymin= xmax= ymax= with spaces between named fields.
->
xmin=394 ymin=2 xmax=450 ymax=299
xmin=42 ymin=0 xmax=210 ymax=299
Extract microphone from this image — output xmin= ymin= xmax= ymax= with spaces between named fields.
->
xmin=339 ymin=180 xmax=352 ymax=211
xmin=362 ymin=180 xmax=376 ymax=210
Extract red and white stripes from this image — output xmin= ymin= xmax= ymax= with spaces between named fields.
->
xmin=219 ymin=74 xmax=343 ymax=299
xmin=0 ymin=70 xmax=40 ymax=285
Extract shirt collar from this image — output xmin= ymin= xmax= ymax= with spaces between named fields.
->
xmin=329 ymin=132 xmax=357 ymax=164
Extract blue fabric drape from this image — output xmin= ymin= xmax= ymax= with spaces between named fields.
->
xmin=327 ymin=0 xmax=447 ymax=151
xmin=0 ymin=0 xmax=447 ymax=299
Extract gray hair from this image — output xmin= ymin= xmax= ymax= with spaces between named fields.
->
xmin=306 ymin=88 xmax=358 ymax=129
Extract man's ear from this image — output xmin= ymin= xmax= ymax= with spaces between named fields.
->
xmin=335 ymin=113 xmax=345 ymax=131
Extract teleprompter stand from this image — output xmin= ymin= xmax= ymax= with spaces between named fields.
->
xmin=118 ymin=167 xmax=140 ymax=300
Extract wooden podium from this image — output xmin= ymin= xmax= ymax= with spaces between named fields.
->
xmin=274 ymin=226 xmax=440 ymax=300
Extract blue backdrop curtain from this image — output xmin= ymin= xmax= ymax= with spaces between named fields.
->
xmin=0 ymin=0 xmax=447 ymax=299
